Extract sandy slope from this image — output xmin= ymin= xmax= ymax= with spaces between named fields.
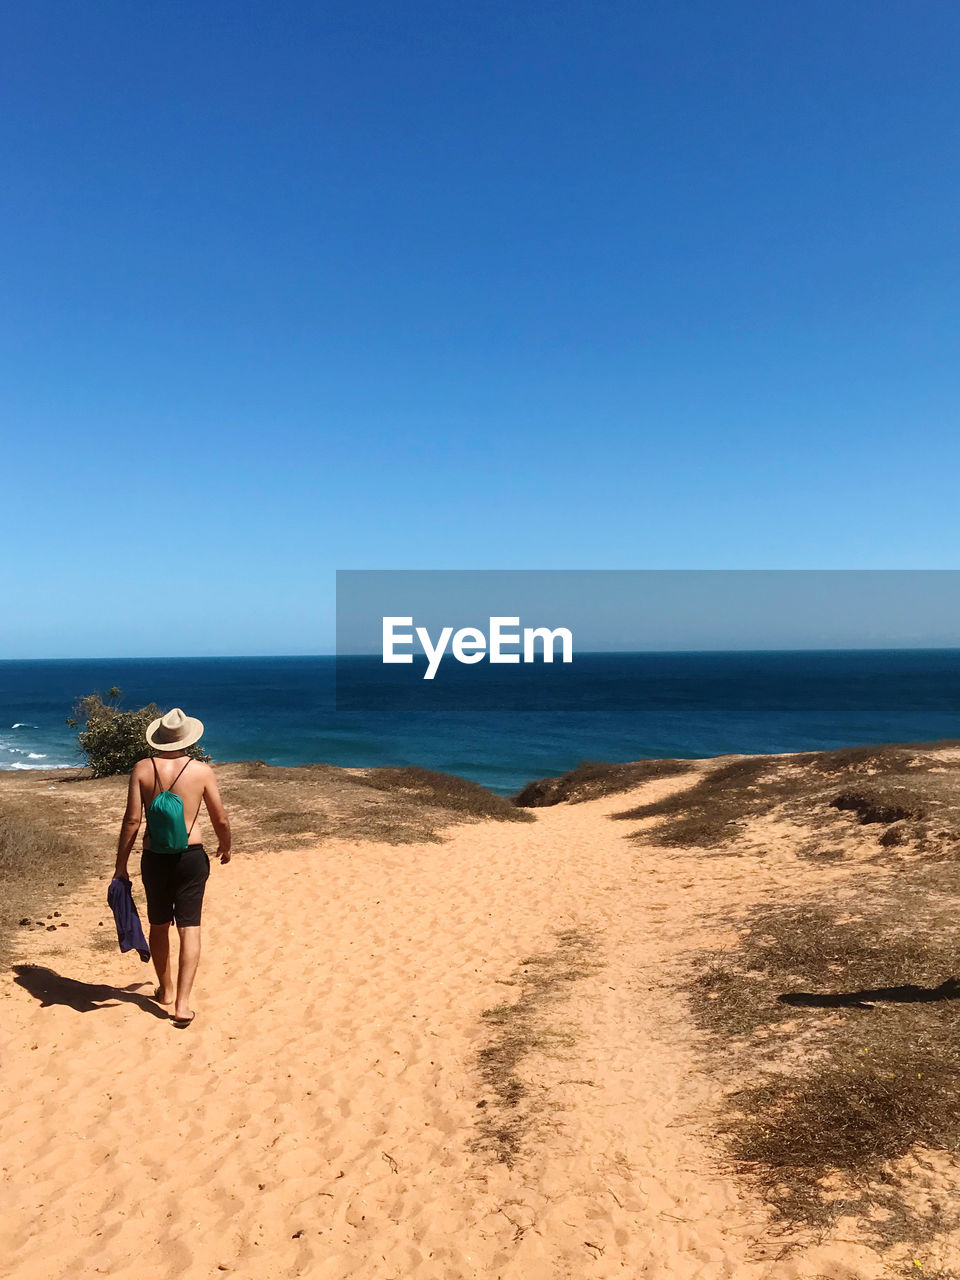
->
xmin=0 ymin=774 xmax=942 ymax=1279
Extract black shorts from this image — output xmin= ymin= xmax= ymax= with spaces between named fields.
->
xmin=140 ymin=844 xmax=210 ymax=927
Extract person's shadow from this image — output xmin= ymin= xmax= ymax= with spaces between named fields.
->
xmin=12 ymin=964 xmax=168 ymax=1019
xmin=779 ymin=976 xmax=960 ymax=1011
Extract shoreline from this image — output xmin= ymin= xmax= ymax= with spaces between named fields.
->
xmin=8 ymin=647 xmax=960 ymax=793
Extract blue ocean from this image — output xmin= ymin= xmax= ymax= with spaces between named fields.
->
xmin=2 ymin=651 xmax=960 ymax=795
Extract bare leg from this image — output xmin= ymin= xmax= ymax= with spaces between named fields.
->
xmin=174 ymin=925 xmax=201 ymax=1021
xmin=149 ymin=923 xmax=175 ymax=1004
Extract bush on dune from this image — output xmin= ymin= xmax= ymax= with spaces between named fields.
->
xmin=67 ymin=687 xmax=209 ymax=778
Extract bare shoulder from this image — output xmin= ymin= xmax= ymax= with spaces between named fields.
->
xmin=129 ymin=757 xmax=153 ymax=799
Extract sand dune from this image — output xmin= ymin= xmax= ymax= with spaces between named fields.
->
xmin=3 ymin=759 xmax=960 ymax=1278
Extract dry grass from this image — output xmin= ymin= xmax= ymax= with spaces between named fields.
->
xmin=625 ymin=742 xmax=960 ymax=1252
xmin=830 ymin=786 xmax=928 ymax=825
xmin=512 ymin=758 xmax=694 ymax=808
xmin=613 ymin=743 xmax=960 ymax=856
xmin=686 ymin=858 xmax=960 ymax=1245
xmin=614 ymin=755 xmax=772 ymax=846
xmin=358 ymin=766 xmax=534 ymax=823
xmin=220 ymin=761 xmax=533 ymax=852
xmin=0 ymin=790 xmax=94 ymax=964
xmin=472 ymin=928 xmax=599 ymax=1166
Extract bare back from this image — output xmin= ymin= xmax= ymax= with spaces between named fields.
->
xmin=134 ymin=755 xmax=223 ymax=851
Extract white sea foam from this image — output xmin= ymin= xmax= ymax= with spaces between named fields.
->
xmin=0 ymin=743 xmax=70 ymax=770
xmin=11 ymin=723 xmax=37 ymax=729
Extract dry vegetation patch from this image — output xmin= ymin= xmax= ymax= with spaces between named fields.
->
xmin=0 ymin=771 xmax=114 ymax=963
xmin=220 ymin=761 xmax=533 ymax=851
xmin=512 ymin=757 xmax=696 ymax=807
xmin=472 ymin=928 xmax=600 ymax=1166
xmin=687 ymin=873 xmax=960 ymax=1248
xmin=0 ymin=801 xmax=89 ymax=965
xmin=613 ymin=742 xmax=960 ymax=857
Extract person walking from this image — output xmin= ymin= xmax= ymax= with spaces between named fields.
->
xmin=113 ymin=708 xmax=232 ymax=1027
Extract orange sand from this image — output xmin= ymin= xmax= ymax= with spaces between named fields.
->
xmin=1 ymin=776 xmax=950 ymax=1278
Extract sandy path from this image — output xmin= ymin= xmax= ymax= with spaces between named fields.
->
xmin=1 ymin=779 xmax=900 ymax=1279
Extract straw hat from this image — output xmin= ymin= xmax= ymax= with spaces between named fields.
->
xmin=145 ymin=707 xmax=204 ymax=752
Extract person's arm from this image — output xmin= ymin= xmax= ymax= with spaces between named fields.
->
xmin=203 ymin=768 xmax=232 ymax=864
xmin=114 ymin=764 xmax=144 ymax=879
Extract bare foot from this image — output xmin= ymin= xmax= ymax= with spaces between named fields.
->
xmin=172 ymin=1008 xmax=196 ymax=1027
xmin=154 ymin=985 xmax=174 ymax=1006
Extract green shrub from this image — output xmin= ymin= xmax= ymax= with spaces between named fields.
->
xmin=67 ymin=687 xmax=210 ymax=778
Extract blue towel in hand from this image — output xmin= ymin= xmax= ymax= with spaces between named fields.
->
xmin=107 ymin=877 xmax=151 ymax=962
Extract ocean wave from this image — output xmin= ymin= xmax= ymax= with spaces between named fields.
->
xmin=11 ymin=723 xmax=38 ymax=729
xmin=0 ymin=747 xmax=74 ymax=769
xmin=0 ymin=735 xmax=70 ymax=766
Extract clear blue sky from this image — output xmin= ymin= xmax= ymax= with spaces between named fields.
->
xmin=2 ymin=2 xmax=959 ymax=657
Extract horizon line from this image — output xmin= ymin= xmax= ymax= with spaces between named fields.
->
xmin=3 ymin=644 xmax=960 ymax=663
